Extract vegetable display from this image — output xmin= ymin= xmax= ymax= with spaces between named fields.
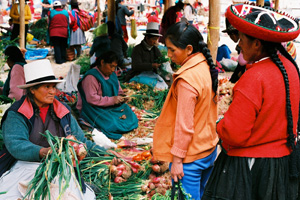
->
xmin=76 ymin=54 xmax=91 ymax=75
xmin=24 ymin=131 xmax=87 ymax=199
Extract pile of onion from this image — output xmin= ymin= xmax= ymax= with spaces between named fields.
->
xmin=141 ymin=173 xmax=171 ymax=198
xmin=150 ymin=158 xmax=169 ymax=174
xmin=110 ymin=163 xmax=132 ymax=183
xmin=66 ymin=135 xmax=87 ymax=166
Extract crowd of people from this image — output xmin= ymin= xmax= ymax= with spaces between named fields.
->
xmin=0 ymin=1 xmax=299 ymax=200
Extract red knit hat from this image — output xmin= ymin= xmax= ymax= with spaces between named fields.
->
xmin=225 ymin=3 xmax=300 ymax=43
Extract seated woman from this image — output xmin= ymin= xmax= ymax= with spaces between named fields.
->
xmin=3 ymin=46 xmax=26 ymax=100
xmin=0 ymin=59 xmax=102 ymax=199
xmin=76 ymin=51 xmax=138 ymax=140
xmin=125 ymin=22 xmax=169 ymax=89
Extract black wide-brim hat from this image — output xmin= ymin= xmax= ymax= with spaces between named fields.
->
xmin=225 ymin=3 xmax=300 ymax=42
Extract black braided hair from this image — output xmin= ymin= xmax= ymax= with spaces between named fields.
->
xmin=260 ymin=40 xmax=300 ymax=178
xmin=26 ymin=85 xmax=59 ymax=122
xmin=165 ymin=22 xmax=218 ymax=96
xmin=262 ymin=41 xmax=295 ymax=149
xmin=198 ymin=41 xmax=218 ymax=95
xmin=276 ymin=42 xmax=300 ymax=178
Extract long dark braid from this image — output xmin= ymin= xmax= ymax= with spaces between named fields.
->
xmin=265 ymin=44 xmax=295 ymax=149
xmin=277 ymin=44 xmax=300 ymax=149
xmin=263 ymin=41 xmax=300 ymax=178
xmin=199 ymin=41 xmax=218 ymax=96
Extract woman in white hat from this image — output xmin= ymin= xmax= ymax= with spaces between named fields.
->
xmin=202 ymin=3 xmax=300 ymax=200
xmin=0 ymin=59 xmax=101 ymax=199
xmin=125 ymin=22 xmax=169 ymax=89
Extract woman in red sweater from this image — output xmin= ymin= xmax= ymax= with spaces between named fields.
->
xmin=202 ymin=4 xmax=300 ymax=200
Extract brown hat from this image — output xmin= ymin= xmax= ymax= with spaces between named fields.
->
xmin=68 ymin=0 xmax=81 ymax=6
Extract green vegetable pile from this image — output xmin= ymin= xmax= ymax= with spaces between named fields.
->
xmin=122 ymin=83 xmax=169 ymax=118
xmin=24 ymin=131 xmax=84 ymax=200
xmin=29 ymin=18 xmax=48 ymax=41
xmin=76 ymin=55 xmax=91 ymax=75
xmin=80 ymin=149 xmax=153 ymax=199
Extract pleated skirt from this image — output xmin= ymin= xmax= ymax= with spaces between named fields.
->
xmin=202 ymin=151 xmax=298 ymax=200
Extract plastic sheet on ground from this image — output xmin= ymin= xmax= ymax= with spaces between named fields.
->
xmin=25 ymin=48 xmax=49 ymax=60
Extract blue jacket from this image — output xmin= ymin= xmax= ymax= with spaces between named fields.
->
xmin=1 ymin=96 xmax=102 ymax=162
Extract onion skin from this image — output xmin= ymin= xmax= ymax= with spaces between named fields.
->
xmin=116 ymin=170 xmax=123 ymax=177
xmin=148 ymin=182 xmax=155 ymax=190
xmin=132 ymin=167 xmax=139 ymax=173
xmin=152 ymin=164 xmax=161 ymax=173
xmin=148 ymin=173 xmax=156 ymax=180
xmin=110 ymin=165 xmax=117 ymax=173
xmin=152 ymin=177 xmax=161 ymax=184
xmin=114 ymin=177 xmax=125 ymax=183
xmin=116 ymin=164 xmax=126 ymax=171
xmin=141 ymin=185 xmax=148 ymax=192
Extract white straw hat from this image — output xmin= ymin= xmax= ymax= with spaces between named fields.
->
xmin=18 ymin=59 xmax=65 ymax=89
xmin=143 ymin=22 xmax=162 ymax=37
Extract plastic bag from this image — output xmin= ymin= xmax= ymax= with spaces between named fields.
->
xmin=171 ymin=181 xmax=186 ymax=200
xmin=219 ymin=58 xmax=237 ymax=72
xmin=91 ymin=128 xmax=117 ymax=149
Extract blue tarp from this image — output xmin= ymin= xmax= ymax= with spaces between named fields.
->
xmin=25 ymin=48 xmax=49 ymax=60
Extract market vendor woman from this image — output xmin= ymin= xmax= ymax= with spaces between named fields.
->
xmin=77 ymin=51 xmax=138 ymax=139
xmin=0 ymin=59 xmax=101 ymax=199
xmin=202 ymin=4 xmax=300 ymax=200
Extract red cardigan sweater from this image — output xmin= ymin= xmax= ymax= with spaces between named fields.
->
xmin=218 ymin=55 xmax=299 ymax=158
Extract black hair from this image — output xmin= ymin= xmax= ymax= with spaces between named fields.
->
xmin=258 ymin=40 xmax=300 ymax=149
xmin=25 ymin=85 xmax=60 ymax=122
xmin=4 ymin=46 xmax=26 ymax=64
xmin=257 ymin=38 xmax=300 ymax=178
xmin=90 ymin=51 xmax=119 ymax=69
xmin=165 ymin=22 xmax=218 ymax=96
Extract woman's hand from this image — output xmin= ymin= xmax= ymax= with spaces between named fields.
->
xmin=39 ymin=147 xmax=52 ymax=159
xmin=113 ymin=96 xmax=126 ymax=104
xmin=171 ymin=156 xmax=184 ymax=182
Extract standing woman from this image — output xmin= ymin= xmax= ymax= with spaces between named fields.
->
xmin=153 ymin=21 xmax=219 ymax=200
xmin=68 ymin=0 xmax=86 ymax=58
xmin=202 ymin=4 xmax=300 ymax=200
xmin=48 ymin=1 xmax=70 ymax=64
xmin=3 ymin=46 xmax=26 ymax=101
xmin=9 ymin=0 xmax=32 ymax=47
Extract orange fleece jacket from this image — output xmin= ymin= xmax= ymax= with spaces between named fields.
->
xmin=153 ymin=53 xmax=218 ymax=163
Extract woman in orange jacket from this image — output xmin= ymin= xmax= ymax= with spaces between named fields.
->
xmin=153 ymin=21 xmax=219 ymax=200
